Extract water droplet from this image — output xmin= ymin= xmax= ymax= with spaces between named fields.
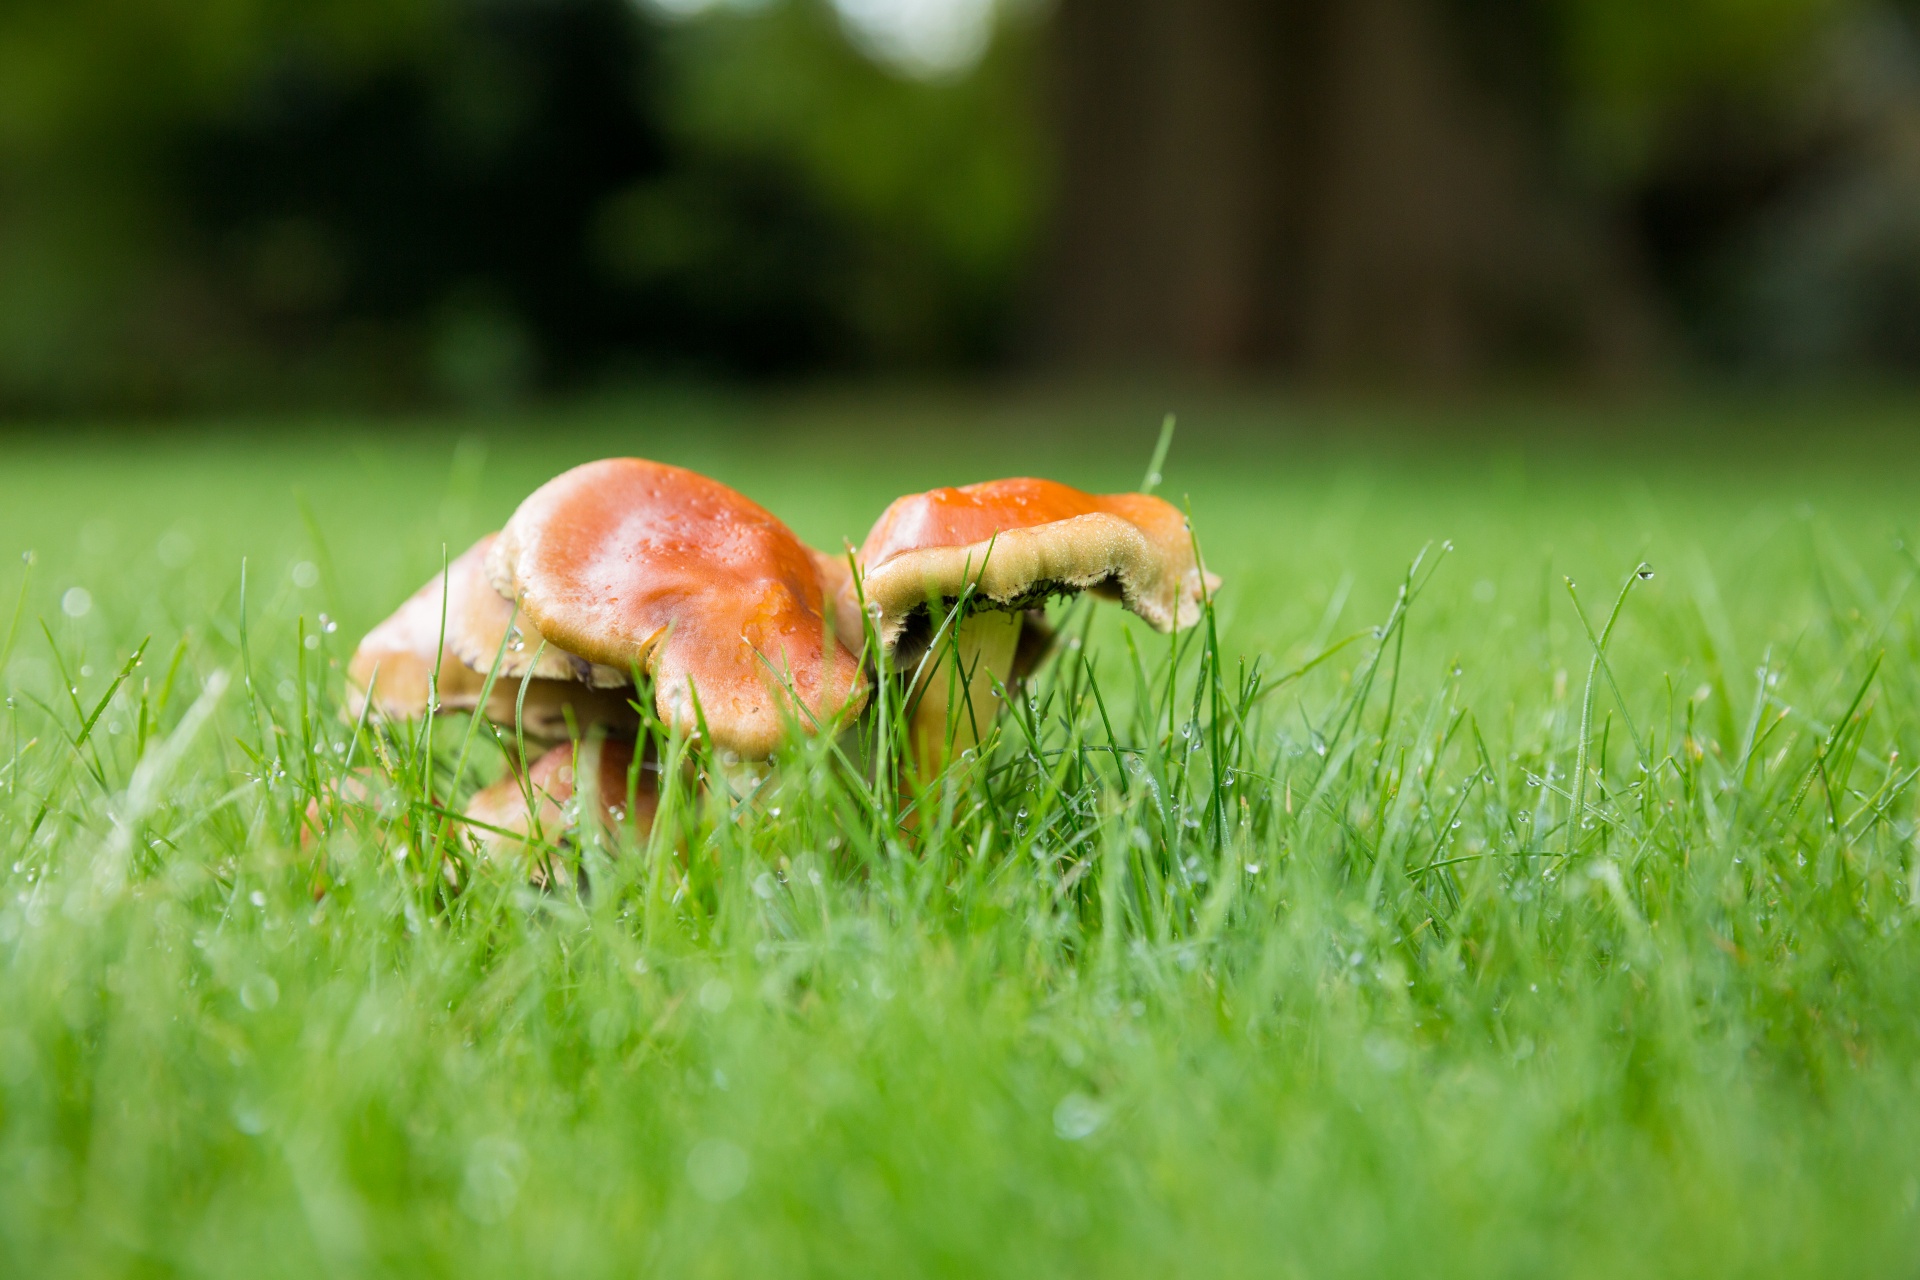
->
xmin=1053 ymin=1093 xmax=1107 ymax=1141
xmin=686 ymin=1138 xmax=749 ymax=1202
xmin=239 ymin=974 xmax=278 ymax=1011
xmin=1636 ymin=566 xmax=1654 ymax=580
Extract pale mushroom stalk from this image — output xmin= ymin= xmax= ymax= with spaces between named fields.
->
xmin=907 ymin=606 xmax=1022 ymax=768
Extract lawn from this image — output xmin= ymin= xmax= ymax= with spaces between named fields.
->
xmin=2 ymin=393 xmax=1919 ymax=1277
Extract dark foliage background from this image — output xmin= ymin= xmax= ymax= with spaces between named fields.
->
xmin=5 ymin=0 xmax=1920 ymax=411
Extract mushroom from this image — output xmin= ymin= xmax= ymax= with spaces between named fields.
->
xmin=858 ymin=477 xmax=1219 ymax=768
xmin=487 ymin=458 xmax=867 ymax=759
xmin=462 ymin=735 xmax=658 ymax=877
xmin=346 ymin=535 xmax=637 ymax=743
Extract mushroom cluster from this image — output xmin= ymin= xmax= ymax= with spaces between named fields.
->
xmin=343 ymin=457 xmax=1216 ymax=863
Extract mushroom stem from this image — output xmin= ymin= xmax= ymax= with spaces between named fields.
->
xmin=909 ymin=609 xmax=1022 ymax=772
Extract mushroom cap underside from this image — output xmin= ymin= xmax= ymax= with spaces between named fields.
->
xmin=858 ymin=478 xmax=1219 ymax=658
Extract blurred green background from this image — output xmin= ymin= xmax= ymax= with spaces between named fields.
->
xmin=8 ymin=0 xmax=1920 ymax=414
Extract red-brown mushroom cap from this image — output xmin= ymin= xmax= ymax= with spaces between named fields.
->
xmin=448 ymin=534 xmax=626 ymax=688
xmin=488 ymin=458 xmax=868 ymax=759
xmin=346 ymin=537 xmax=637 ymax=741
xmin=809 ymin=544 xmax=869 ymax=656
xmin=858 ymin=477 xmax=1219 ymax=660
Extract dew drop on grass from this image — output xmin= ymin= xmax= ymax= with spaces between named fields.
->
xmin=1637 ymin=566 xmax=1655 ymax=580
xmin=461 ymin=1137 xmax=527 ymax=1222
xmin=687 ymin=1139 xmax=750 ymax=1202
xmin=1053 ymin=1093 xmax=1107 ymax=1141
xmin=239 ymin=975 xmax=278 ymax=1011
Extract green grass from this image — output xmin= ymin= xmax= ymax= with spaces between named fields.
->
xmin=4 ymin=395 xmax=1920 ymax=1277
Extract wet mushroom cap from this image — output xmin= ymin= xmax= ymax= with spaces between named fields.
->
xmin=447 ymin=534 xmax=626 ymax=688
xmin=858 ymin=477 xmax=1219 ymax=661
xmin=346 ymin=537 xmax=636 ymax=741
xmin=488 ymin=458 xmax=867 ymax=758
xmin=808 ymin=544 xmax=869 ymax=657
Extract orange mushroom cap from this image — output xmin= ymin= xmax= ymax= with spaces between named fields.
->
xmin=488 ymin=458 xmax=867 ymax=759
xmin=346 ymin=537 xmax=637 ymax=741
xmin=448 ymin=534 xmax=626 ymax=688
xmin=858 ymin=477 xmax=1219 ymax=661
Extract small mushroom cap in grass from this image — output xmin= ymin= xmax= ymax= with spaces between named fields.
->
xmin=463 ymin=736 xmax=656 ymax=868
xmin=346 ymin=537 xmax=637 ymax=741
xmin=859 ymin=477 xmax=1220 ymax=662
xmin=488 ymin=458 xmax=868 ymax=759
xmin=300 ymin=767 xmax=433 ymax=853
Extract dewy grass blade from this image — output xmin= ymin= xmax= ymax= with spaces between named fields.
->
xmin=1141 ymin=414 xmax=1177 ymax=495
xmin=1 ymin=551 xmax=31 ymax=673
xmin=1563 ymin=565 xmax=1652 ymax=853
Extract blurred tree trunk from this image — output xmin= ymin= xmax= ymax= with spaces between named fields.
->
xmin=1041 ymin=0 xmax=1661 ymax=381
